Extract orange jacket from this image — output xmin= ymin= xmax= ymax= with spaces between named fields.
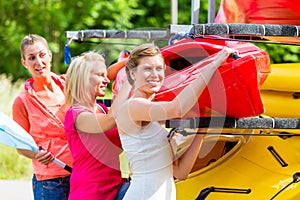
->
xmin=12 ymin=73 xmax=73 ymax=180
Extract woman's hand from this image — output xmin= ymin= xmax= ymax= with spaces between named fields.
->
xmin=35 ymin=151 xmax=55 ymax=165
xmin=221 ymin=47 xmax=239 ymax=58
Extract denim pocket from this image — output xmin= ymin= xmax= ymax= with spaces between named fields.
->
xmin=42 ymin=179 xmax=63 ymax=189
xmin=40 ymin=177 xmax=70 ymax=200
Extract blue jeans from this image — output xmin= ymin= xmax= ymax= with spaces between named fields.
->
xmin=32 ymin=174 xmax=70 ymax=200
xmin=116 ymin=181 xmax=130 ymax=200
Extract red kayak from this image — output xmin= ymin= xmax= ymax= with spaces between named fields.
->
xmin=108 ymin=37 xmax=270 ymax=118
xmin=156 ymin=37 xmax=270 ymax=118
xmin=215 ymin=0 xmax=300 ymax=25
xmin=214 ymin=0 xmax=300 ymax=44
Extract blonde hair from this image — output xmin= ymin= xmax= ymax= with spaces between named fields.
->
xmin=20 ymin=34 xmax=49 ymax=59
xmin=126 ymin=43 xmax=164 ymax=85
xmin=65 ymin=51 xmax=106 ymax=106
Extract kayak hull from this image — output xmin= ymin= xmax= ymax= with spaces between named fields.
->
xmin=176 ymin=132 xmax=300 ymax=200
xmin=155 ymin=38 xmax=270 ymax=118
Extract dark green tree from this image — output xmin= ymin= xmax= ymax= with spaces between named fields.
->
xmin=1 ymin=0 xmax=299 ymax=82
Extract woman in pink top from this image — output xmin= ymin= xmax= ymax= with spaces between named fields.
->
xmin=64 ymin=51 xmax=131 ymax=200
xmin=12 ymin=34 xmax=73 ymax=199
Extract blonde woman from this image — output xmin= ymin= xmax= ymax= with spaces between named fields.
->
xmin=64 ymin=51 xmax=131 ymax=200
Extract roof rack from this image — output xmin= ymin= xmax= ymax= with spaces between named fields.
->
xmin=65 ymin=23 xmax=300 ymax=46
xmin=166 ymin=117 xmax=300 ymax=129
xmin=65 ymin=29 xmax=170 ymax=42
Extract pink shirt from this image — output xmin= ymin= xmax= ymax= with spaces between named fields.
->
xmin=12 ymin=73 xmax=73 ymax=180
xmin=64 ymin=104 xmax=123 ymax=200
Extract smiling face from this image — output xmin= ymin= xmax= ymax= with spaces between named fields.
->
xmin=131 ymin=55 xmax=165 ymax=97
xmin=89 ymin=62 xmax=110 ymax=98
xmin=21 ymin=42 xmax=52 ymax=78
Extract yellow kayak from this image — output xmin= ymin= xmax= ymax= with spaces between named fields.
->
xmin=259 ymin=63 xmax=300 ymax=118
xmin=260 ymin=90 xmax=300 ymax=118
xmin=260 ymin=63 xmax=300 ymax=92
xmin=176 ymin=131 xmax=300 ymax=200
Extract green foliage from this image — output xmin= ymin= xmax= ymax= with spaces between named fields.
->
xmin=0 ymin=144 xmax=32 ymax=180
xmin=1 ymin=0 xmax=219 ymax=81
xmin=0 ymin=0 xmax=218 ymax=81
xmin=0 ymin=0 xmax=142 ymax=81
xmin=0 ymin=74 xmax=31 ymax=180
xmin=256 ymin=43 xmax=300 ymax=64
xmin=0 ymin=74 xmax=23 ymax=115
xmin=1 ymin=0 xmax=299 ymax=80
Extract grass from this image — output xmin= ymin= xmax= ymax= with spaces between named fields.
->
xmin=0 ymin=144 xmax=32 ymax=180
xmin=0 ymin=74 xmax=32 ymax=180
